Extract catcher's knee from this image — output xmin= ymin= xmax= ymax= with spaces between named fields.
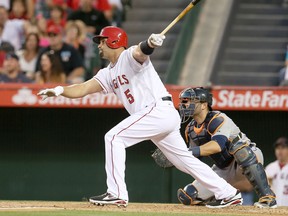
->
xmin=229 ymin=141 xmax=257 ymax=168
xmin=177 ymin=184 xmax=206 ymax=205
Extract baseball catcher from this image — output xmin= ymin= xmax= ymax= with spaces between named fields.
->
xmin=153 ymin=87 xmax=277 ymax=208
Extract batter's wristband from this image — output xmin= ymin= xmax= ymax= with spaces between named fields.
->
xmin=191 ymin=146 xmax=201 ymax=158
xmin=54 ymin=86 xmax=64 ymax=96
xmin=140 ymin=40 xmax=154 ymax=55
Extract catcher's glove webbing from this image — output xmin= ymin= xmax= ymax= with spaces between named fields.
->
xmin=151 ymin=148 xmax=174 ymax=168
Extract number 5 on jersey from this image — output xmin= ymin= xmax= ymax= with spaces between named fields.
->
xmin=124 ymin=89 xmax=135 ymax=104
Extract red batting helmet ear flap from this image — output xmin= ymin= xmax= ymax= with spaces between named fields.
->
xmin=92 ymin=26 xmax=128 ymax=49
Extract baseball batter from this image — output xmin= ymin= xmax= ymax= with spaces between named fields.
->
xmin=175 ymin=87 xmax=277 ymax=208
xmin=265 ymin=137 xmax=288 ymax=206
xmin=37 ymin=26 xmax=242 ymax=208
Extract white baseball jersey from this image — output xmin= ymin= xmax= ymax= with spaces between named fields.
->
xmin=265 ymin=161 xmax=288 ymax=206
xmin=92 ymin=46 xmax=237 ymax=201
xmin=94 ymin=46 xmax=170 ymax=115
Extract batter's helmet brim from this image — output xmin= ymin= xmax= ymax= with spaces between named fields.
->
xmin=92 ymin=36 xmax=107 ymax=44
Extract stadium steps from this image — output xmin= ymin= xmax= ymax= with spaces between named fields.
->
xmin=211 ymin=0 xmax=288 ymax=86
xmin=122 ymin=0 xmax=188 ymax=80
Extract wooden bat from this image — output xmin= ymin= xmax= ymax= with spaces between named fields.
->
xmin=160 ymin=0 xmax=202 ymax=36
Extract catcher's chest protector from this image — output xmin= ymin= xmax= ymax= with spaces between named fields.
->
xmin=186 ymin=112 xmax=218 ymax=147
xmin=187 ymin=111 xmax=234 ymax=169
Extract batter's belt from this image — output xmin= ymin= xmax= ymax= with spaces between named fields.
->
xmin=161 ymin=96 xmax=172 ymax=101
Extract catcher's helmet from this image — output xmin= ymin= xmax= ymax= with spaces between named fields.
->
xmin=92 ymin=26 xmax=128 ymax=49
xmin=179 ymin=87 xmax=213 ymax=123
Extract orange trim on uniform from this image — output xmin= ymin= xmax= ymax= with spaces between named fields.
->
xmin=229 ymin=142 xmax=249 ymax=155
xmin=194 ymin=124 xmax=205 ymax=135
xmin=178 ymin=188 xmax=193 ymax=205
xmin=207 ymin=114 xmax=225 ymax=136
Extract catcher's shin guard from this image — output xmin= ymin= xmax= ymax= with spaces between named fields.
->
xmin=230 ymin=141 xmax=275 ymax=198
xmin=243 ymin=163 xmax=276 ymax=198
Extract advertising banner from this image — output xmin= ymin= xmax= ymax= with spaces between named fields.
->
xmin=0 ymin=84 xmax=287 ymax=111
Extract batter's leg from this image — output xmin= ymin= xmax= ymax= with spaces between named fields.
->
xmin=152 ymin=130 xmax=238 ymax=200
xmin=101 ymin=102 xmax=183 ymax=201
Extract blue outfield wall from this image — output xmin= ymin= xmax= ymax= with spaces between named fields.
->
xmin=0 ymin=108 xmax=287 ymax=203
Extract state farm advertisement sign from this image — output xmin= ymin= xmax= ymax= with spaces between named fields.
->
xmin=0 ymin=84 xmax=288 ymax=110
xmin=212 ymin=88 xmax=288 ymax=111
xmin=0 ymin=83 xmax=123 ymax=108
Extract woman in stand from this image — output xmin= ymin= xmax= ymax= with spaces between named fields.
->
xmin=35 ymin=50 xmax=66 ymax=84
xmin=16 ymin=32 xmax=40 ymax=80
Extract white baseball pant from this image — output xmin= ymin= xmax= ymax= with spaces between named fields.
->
xmin=104 ymin=99 xmax=237 ymax=201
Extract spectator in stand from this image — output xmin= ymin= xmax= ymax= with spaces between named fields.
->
xmin=108 ymin=0 xmax=124 ymax=27
xmin=67 ymin=0 xmax=110 ymax=35
xmin=64 ymin=20 xmax=85 ymax=58
xmin=0 ymin=1 xmax=10 ymax=10
xmin=36 ymin=24 xmax=85 ymax=84
xmin=34 ymin=0 xmax=51 ymax=19
xmin=35 ymin=50 xmax=66 ymax=84
xmin=70 ymin=19 xmax=99 ymax=80
xmin=279 ymin=45 xmax=288 ymax=86
xmin=0 ymin=52 xmax=33 ymax=83
xmin=95 ymin=0 xmax=113 ymax=24
xmin=47 ymin=5 xmax=66 ymax=29
xmin=16 ymin=32 xmax=40 ymax=80
xmin=265 ymin=137 xmax=288 ymax=206
xmin=0 ymin=6 xmax=26 ymax=50
xmin=121 ymin=0 xmax=132 ymax=24
xmin=35 ymin=15 xmax=50 ymax=47
xmin=10 ymin=0 xmax=35 ymax=19
xmin=9 ymin=0 xmax=28 ymax=20
xmin=0 ymin=40 xmax=15 ymax=73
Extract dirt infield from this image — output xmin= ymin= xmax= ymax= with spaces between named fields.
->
xmin=0 ymin=201 xmax=287 ymax=216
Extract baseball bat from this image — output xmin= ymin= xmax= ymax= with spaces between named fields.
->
xmin=160 ymin=0 xmax=202 ymax=36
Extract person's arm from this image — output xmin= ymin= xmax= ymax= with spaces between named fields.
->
xmin=265 ymin=163 xmax=274 ymax=186
xmin=132 ymin=34 xmax=165 ymax=64
xmin=267 ymin=178 xmax=273 ymax=186
xmin=37 ymin=78 xmax=103 ymax=99
xmin=67 ymin=67 xmax=85 ymax=84
xmin=199 ymin=141 xmax=222 ymax=156
xmin=190 ymin=115 xmax=230 ymax=157
xmin=190 ymin=140 xmax=222 ymax=157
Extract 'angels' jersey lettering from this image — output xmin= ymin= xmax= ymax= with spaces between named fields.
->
xmin=94 ymin=46 xmax=170 ymax=114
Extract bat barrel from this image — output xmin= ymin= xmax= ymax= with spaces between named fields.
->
xmin=191 ymin=0 xmax=201 ymax=6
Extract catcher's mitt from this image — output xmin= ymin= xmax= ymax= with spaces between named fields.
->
xmin=151 ymin=148 xmax=174 ymax=168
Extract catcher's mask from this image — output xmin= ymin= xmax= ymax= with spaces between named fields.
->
xmin=92 ymin=26 xmax=128 ymax=49
xmin=179 ymin=87 xmax=213 ymax=123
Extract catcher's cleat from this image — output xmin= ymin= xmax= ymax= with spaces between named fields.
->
xmin=254 ymin=195 xmax=277 ymax=208
xmin=206 ymin=190 xmax=243 ymax=208
xmin=89 ymin=193 xmax=128 ymax=207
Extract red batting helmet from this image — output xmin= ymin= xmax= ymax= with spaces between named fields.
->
xmin=92 ymin=26 xmax=128 ymax=49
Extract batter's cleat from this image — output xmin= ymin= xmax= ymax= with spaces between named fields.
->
xmin=89 ymin=193 xmax=128 ymax=207
xmin=206 ymin=190 xmax=243 ymax=208
xmin=254 ymin=195 xmax=277 ymax=208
